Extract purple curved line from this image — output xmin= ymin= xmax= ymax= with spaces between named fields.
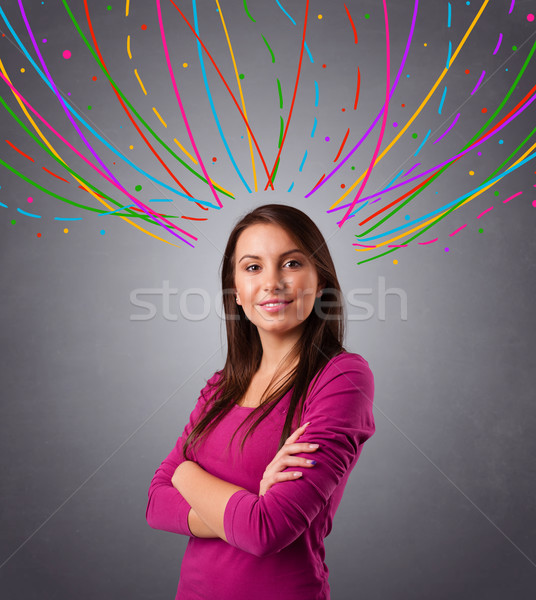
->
xmin=433 ymin=112 xmax=460 ymax=144
xmin=16 ymin=0 xmax=194 ymax=245
xmin=338 ymin=0 xmax=391 ymax=227
xmin=471 ymin=70 xmax=486 ymax=95
xmin=493 ymin=33 xmax=503 ymax=55
xmin=0 ymin=70 xmax=196 ymax=246
xmin=328 ymin=90 xmax=536 ymax=215
xmin=305 ymin=0 xmax=419 ymax=198
xmin=508 ymin=1 xmax=515 ymax=15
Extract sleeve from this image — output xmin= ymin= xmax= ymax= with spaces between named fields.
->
xmin=145 ymin=370 xmax=222 ymax=535
xmin=223 ymin=353 xmax=375 ymax=557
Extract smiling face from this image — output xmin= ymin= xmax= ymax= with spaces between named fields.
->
xmin=233 ymin=223 xmax=324 ymax=340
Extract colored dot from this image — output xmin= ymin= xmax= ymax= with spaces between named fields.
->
xmin=100 ymin=230 xmax=106 ymax=235
xmin=129 ymin=145 xmax=134 ymax=149
xmin=393 ymin=122 xmax=398 ymax=127
xmin=512 ymin=46 xmax=517 ymax=51
xmin=107 ymin=5 xmax=112 ymax=10
xmin=401 ymin=103 xmax=405 ymax=107
xmin=493 ymin=191 xmax=499 ymax=196
xmin=532 ymin=199 xmax=536 ymax=207
xmin=424 ymin=43 xmax=427 ymax=47
xmin=465 ymin=69 xmax=470 ymax=74
xmin=364 ymin=14 xmax=370 ymax=19
xmin=341 ymin=108 xmax=346 ymax=112
xmin=393 ymin=259 xmax=398 ymax=265
xmin=318 ymin=14 xmax=323 ymax=20
xmin=64 ymin=228 xmax=69 ymax=233
xmin=20 ymin=67 xmax=25 ymax=73
xmin=92 ymin=76 xmax=97 ymax=81
xmin=505 ymin=68 xmax=509 ymax=72
xmin=405 ymin=215 xmax=411 ymax=220
xmin=239 ymin=73 xmax=245 ymax=79
xmin=141 ymin=24 xmax=147 ymax=30
xmin=10 ymin=219 xmax=16 ymax=225
xmin=351 ymin=166 xmax=355 ymax=170
xmin=481 ymin=107 xmax=487 ymax=113
xmin=135 ymin=185 xmax=142 ymax=191
xmin=87 ymin=105 xmax=92 ymax=110
xmin=445 ymin=248 xmax=449 ymax=252
xmin=406 ymin=74 xmax=410 ymax=78
xmin=466 ymin=1 xmax=470 ymax=5
xmin=42 ymin=38 xmax=47 ymax=43
xmin=212 ymin=156 xmax=217 ymax=162
xmin=27 ymin=196 xmax=33 ymax=203
xmin=499 ymin=139 xmax=504 ymax=144
xmin=411 ymin=132 xmax=418 ymax=139
xmin=528 ymin=14 xmax=535 ymax=22
xmin=469 ymin=170 xmax=475 ymax=175
xmin=322 ymin=64 xmax=326 ymax=68
xmin=183 ymin=62 xmax=188 ymax=68
xmin=37 ymin=233 xmax=42 ymax=238
xmin=62 ymin=50 xmax=71 ymax=59
xmin=67 ymin=92 xmax=71 ymax=96
xmin=477 ymin=151 xmax=482 ymax=156
xmin=325 ymin=136 xmax=330 ymax=142
xmin=478 ymin=228 xmax=483 ymax=233
xmin=340 ymin=184 xmax=345 ymax=188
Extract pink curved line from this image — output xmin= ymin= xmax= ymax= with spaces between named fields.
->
xmin=503 ymin=191 xmax=522 ymax=203
xmin=16 ymin=0 xmax=194 ymax=245
xmin=306 ymin=0 xmax=419 ymax=198
xmin=477 ymin=206 xmax=493 ymax=218
xmin=417 ymin=238 xmax=438 ymax=245
xmin=0 ymin=71 xmax=197 ymax=245
xmin=156 ymin=0 xmax=221 ymax=208
xmin=449 ymin=224 xmax=467 ymax=236
xmin=338 ymin=0 xmax=390 ymax=228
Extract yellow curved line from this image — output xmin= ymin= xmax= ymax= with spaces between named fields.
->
xmin=134 ymin=68 xmax=148 ymax=95
xmin=127 ymin=35 xmax=132 ymax=59
xmin=333 ymin=0 xmax=490 ymax=210
xmin=0 ymin=59 xmax=181 ymax=248
xmin=215 ymin=0 xmax=257 ymax=191
xmin=355 ymin=137 xmax=536 ymax=252
xmin=173 ymin=138 xmax=198 ymax=164
xmin=125 ymin=0 xmax=130 ymax=18
xmin=152 ymin=106 xmax=168 ymax=128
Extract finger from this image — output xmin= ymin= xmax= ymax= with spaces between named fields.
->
xmin=284 ymin=421 xmax=311 ymax=445
xmin=277 ymin=456 xmax=317 ymax=468
xmin=273 ymin=471 xmax=303 ymax=482
xmin=281 ymin=442 xmax=320 ymax=455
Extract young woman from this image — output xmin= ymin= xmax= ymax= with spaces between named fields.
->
xmin=146 ymin=203 xmax=376 ymax=599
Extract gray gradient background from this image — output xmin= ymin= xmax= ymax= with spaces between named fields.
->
xmin=1 ymin=1 xmax=535 ymax=598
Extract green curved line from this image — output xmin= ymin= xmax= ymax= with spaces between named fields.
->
xmin=0 ymin=94 xmax=181 ymax=223
xmin=277 ymin=78 xmax=283 ymax=109
xmin=0 ymin=156 xmax=179 ymax=220
xmin=61 ymin=0 xmax=233 ymax=199
xmin=356 ymin=37 xmax=536 ymax=243
xmin=261 ymin=34 xmax=275 ymax=63
xmin=243 ymin=0 xmax=256 ymax=22
xmin=278 ymin=117 xmax=284 ymax=148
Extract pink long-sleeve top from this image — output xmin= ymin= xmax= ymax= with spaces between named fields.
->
xmin=146 ymin=351 xmax=376 ymax=600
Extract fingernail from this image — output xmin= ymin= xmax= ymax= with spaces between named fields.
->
xmin=306 ymin=460 xmax=317 ymax=465
xmin=309 ymin=444 xmax=319 ymax=449
xmin=294 ymin=472 xmax=302 ymax=477
xmin=303 ymin=422 xmax=311 ymax=427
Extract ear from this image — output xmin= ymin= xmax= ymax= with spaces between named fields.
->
xmin=235 ymin=291 xmax=241 ymax=305
xmin=316 ymin=280 xmax=326 ymax=298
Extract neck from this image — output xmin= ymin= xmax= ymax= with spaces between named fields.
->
xmin=256 ymin=327 xmax=303 ymax=375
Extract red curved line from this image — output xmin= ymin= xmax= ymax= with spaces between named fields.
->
xmin=42 ymin=166 xmax=70 ymax=182
xmin=83 ymin=1 xmax=200 ymax=204
xmin=167 ymin=0 xmax=274 ymax=189
xmin=264 ymin=0 xmax=309 ymax=189
xmin=344 ymin=4 xmax=358 ymax=44
xmin=353 ymin=66 xmax=361 ymax=110
xmin=334 ymin=129 xmax=350 ymax=162
xmin=6 ymin=139 xmax=34 ymax=161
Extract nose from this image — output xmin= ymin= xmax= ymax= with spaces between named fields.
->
xmin=262 ymin=265 xmax=285 ymax=293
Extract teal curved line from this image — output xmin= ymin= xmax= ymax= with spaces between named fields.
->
xmin=192 ymin=0 xmax=251 ymax=193
xmin=0 ymin=7 xmax=220 ymax=208
xmin=276 ymin=1 xmax=296 ymax=25
xmin=304 ymin=41 xmax=314 ymax=63
xmin=17 ymin=208 xmax=41 ymax=217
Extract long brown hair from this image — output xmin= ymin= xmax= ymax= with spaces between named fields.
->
xmin=182 ymin=203 xmax=346 ymax=460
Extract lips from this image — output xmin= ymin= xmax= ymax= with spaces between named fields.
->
xmin=258 ymin=298 xmax=293 ymax=306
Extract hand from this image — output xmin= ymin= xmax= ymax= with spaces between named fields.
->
xmin=258 ymin=422 xmax=319 ymax=496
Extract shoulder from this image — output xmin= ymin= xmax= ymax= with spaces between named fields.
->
xmin=311 ymin=351 xmax=374 ymax=392
xmin=199 ymin=369 xmax=224 ymax=403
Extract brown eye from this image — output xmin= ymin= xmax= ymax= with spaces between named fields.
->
xmin=285 ymin=260 xmax=301 ymax=268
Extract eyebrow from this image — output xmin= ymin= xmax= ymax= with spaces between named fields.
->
xmin=238 ymin=248 xmax=306 ymax=263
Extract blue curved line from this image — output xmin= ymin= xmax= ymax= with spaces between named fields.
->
xmin=276 ymin=0 xmax=296 ymax=25
xmin=53 ymin=216 xmax=84 ymax=221
xmin=298 ymin=150 xmax=308 ymax=172
xmin=311 ymin=117 xmax=317 ymax=137
xmin=0 ymin=6 xmax=218 ymax=209
xmin=446 ymin=40 xmax=452 ymax=68
xmin=357 ymin=150 xmax=536 ymax=241
xmin=414 ymin=129 xmax=431 ymax=157
xmin=304 ymin=41 xmax=314 ymax=63
xmin=287 ymin=181 xmax=295 ymax=192
xmin=192 ymin=0 xmax=251 ymax=192
xmin=17 ymin=208 xmax=41 ymax=217
xmin=438 ymin=86 xmax=447 ymax=114
xmin=314 ymin=80 xmax=319 ymax=107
